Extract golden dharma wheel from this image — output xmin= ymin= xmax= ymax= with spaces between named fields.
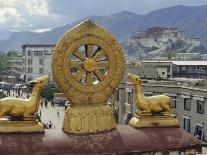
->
xmin=52 ymin=20 xmax=125 ymax=105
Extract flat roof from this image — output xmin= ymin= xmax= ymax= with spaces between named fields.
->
xmin=0 ymin=126 xmax=204 ymax=154
xmin=142 ymin=61 xmax=207 ymax=66
xmin=22 ymin=44 xmax=55 ymax=48
xmin=172 ymin=61 xmax=207 ymax=66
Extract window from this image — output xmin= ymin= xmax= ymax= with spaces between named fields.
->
xmin=27 ymin=68 xmax=33 ymax=73
xmin=171 ymin=96 xmax=176 ymax=108
xmin=125 ymin=89 xmax=133 ymax=112
xmin=28 ymin=77 xmax=33 ymax=81
xmin=34 ymin=51 xmax=43 ymax=56
xmin=39 ymin=68 xmax=44 ymax=74
xmin=197 ymin=100 xmax=204 ymax=114
xmin=183 ymin=116 xmax=191 ymax=133
xmin=27 ymin=50 xmax=32 ymax=56
xmin=115 ymin=89 xmax=119 ymax=101
xmin=27 ymin=59 xmax=33 ymax=65
xmin=127 ymin=91 xmax=133 ymax=105
xmin=184 ymin=98 xmax=191 ymax=111
xmin=39 ymin=59 xmax=44 ymax=65
xmin=144 ymin=92 xmax=153 ymax=97
xmin=194 ymin=124 xmax=204 ymax=140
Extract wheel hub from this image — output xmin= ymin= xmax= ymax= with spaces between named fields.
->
xmin=83 ymin=58 xmax=97 ymax=72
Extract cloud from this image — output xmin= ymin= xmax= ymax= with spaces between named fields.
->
xmin=0 ymin=7 xmax=21 ymax=25
xmin=24 ymin=0 xmax=49 ymax=16
xmin=30 ymin=28 xmax=51 ymax=33
xmin=0 ymin=0 xmax=57 ymax=29
xmin=1 ymin=0 xmax=207 ymax=31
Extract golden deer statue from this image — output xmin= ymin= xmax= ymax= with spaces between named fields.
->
xmin=127 ymin=73 xmax=172 ymax=115
xmin=0 ymin=76 xmax=49 ymax=117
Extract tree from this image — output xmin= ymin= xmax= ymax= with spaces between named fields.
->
xmin=40 ymin=84 xmax=60 ymax=101
xmin=0 ymin=91 xmax=6 ymax=99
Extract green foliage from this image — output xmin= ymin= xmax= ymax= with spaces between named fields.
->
xmin=40 ymin=84 xmax=60 ymax=101
xmin=7 ymin=51 xmax=19 ymax=57
xmin=0 ymin=53 xmax=9 ymax=71
xmin=0 ymin=91 xmax=6 ymax=99
xmin=0 ymin=51 xmax=19 ymax=71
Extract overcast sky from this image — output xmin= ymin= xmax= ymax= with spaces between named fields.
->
xmin=1 ymin=0 xmax=207 ymax=32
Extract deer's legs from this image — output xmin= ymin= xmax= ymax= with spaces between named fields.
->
xmin=0 ymin=105 xmax=12 ymax=117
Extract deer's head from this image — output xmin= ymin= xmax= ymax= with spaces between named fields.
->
xmin=127 ymin=73 xmax=142 ymax=85
xmin=27 ymin=76 xmax=49 ymax=88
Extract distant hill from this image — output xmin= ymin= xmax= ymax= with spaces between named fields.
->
xmin=1 ymin=5 xmax=207 ymax=52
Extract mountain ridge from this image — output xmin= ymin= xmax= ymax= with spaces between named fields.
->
xmin=1 ymin=5 xmax=207 ymax=52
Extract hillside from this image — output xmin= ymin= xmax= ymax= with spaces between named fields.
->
xmin=1 ymin=5 xmax=207 ymax=52
xmin=123 ymin=26 xmax=207 ymax=57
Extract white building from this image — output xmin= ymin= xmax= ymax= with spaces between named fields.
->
xmin=22 ymin=44 xmax=55 ymax=83
xmin=175 ymin=53 xmax=201 ymax=60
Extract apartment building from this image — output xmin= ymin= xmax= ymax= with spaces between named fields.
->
xmin=22 ymin=44 xmax=55 ymax=83
xmin=117 ymin=78 xmax=207 ymax=141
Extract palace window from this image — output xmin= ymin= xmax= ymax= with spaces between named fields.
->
xmin=171 ymin=96 xmax=177 ymax=108
xmin=34 ymin=51 xmax=43 ymax=56
xmin=27 ymin=59 xmax=33 ymax=65
xmin=197 ymin=100 xmax=204 ymax=114
xmin=39 ymin=59 xmax=44 ymax=65
xmin=125 ymin=88 xmax=133 ymax=112
xmin=27 ymin=50 xmax=32 ymax=56
xmin=115 ymin=89 xmax=119 ymax=101
xmin=144 ymin=91 xmax=153 ymax=97
xmin=184 ymin=98 xmax=191 ymax=111
xmin=39 ymin=68 xmax=44 ymax=74
xmin=27 ymin=67 xmax=33 ymax=73
xmin=183 ymin=116 xmax=191 ymax=133
xmin=27 ymin=77 xmax=33 ymax=81
xmin=194 ymin=124 xmax=204 ymax=140
xmin=127 ymin=91 xmax=133 ymax=105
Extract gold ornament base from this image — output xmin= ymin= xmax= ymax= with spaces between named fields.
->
xmin=0 ymin=117 xmax=44 ymax=133
xmin=129 ymin=114 xmax=180 ymax=128
xmin=63 ymin=104 xmax=116 ymax=134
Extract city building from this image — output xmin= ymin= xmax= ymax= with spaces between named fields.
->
xmin=126 ymin=61 xmax=207 ymax=79
xmin=117 ymin=77 xmax=207 ymax=142
xmin=127 ymin=27 xmax=201 ymax=53
xmin=6 ymin=54 xmax=24 ymax=83
xmin=22 ymin=44 xmax=55 ymax=83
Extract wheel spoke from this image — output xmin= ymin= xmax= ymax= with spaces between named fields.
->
xmin=93 ymin=49 xmax=106 ymax=61
xmin=70 ymin=61 xmax=83 ymax=68
xmin=73 ymin=50 xmax=86 ymax=60
xmin=86 ymin=72 xmax=93 ymax=85
xmin=97 ymin=61 xmax=109 ymax=68
xmin=94 ymin=69 xmax=105 ymax=81
xmin=86 ymin=45 xmax=94 ymax=58
xmin=74 ymin=68 xmax=85 ymax=81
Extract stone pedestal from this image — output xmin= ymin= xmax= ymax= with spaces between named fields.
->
xmin=129 ymin=114 xmax=180 ymax=128
xmin=63 ymin=105 xmax=116 ymax=134
xmin=0 ymin=118 xmax=44 ymax=133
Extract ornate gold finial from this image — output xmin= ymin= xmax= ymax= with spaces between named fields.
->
xmin=127 ymin=73 xmax=179 ymax=128
xmin=52 ymin=20 xmax=125 ymax=133
xmin=0 ymin=76 xmax=49 ymax=133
